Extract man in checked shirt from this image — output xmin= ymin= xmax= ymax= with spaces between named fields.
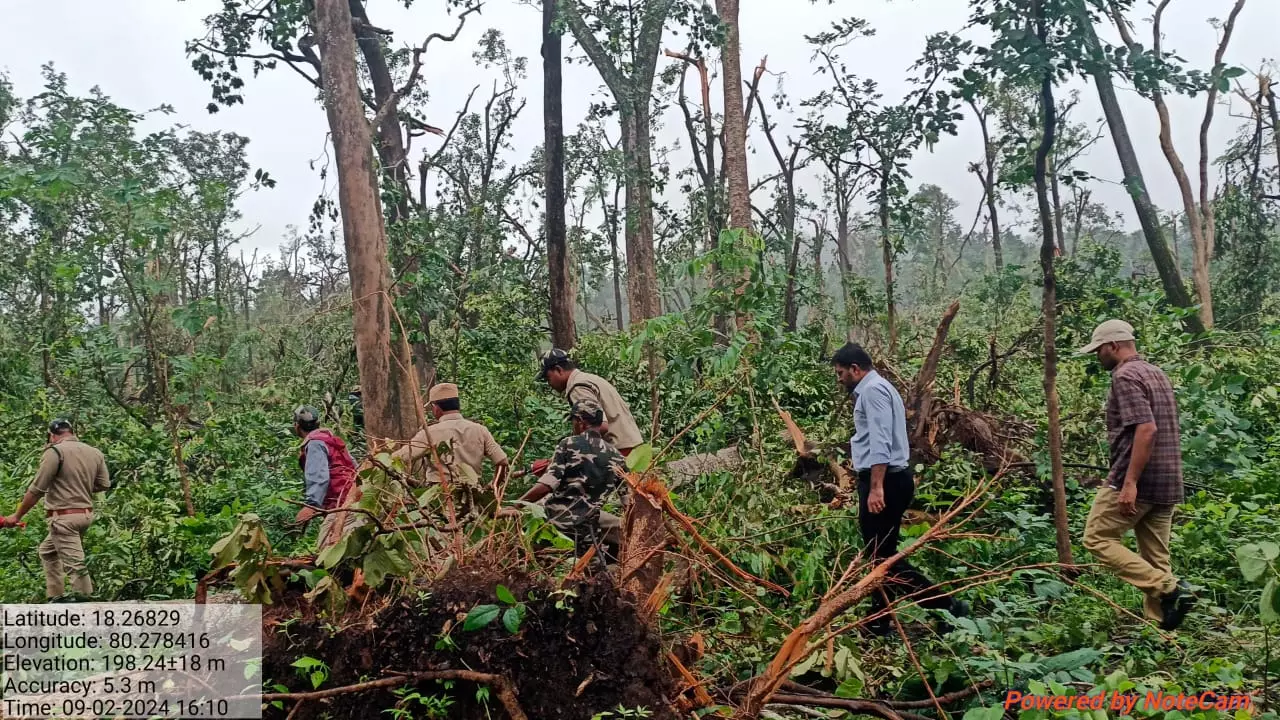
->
xmin=1078 ymin=320 xmax=1194 ymax=631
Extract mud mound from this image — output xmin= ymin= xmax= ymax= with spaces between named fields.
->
xmin=261 ymin=567 xmax=676 ymax=719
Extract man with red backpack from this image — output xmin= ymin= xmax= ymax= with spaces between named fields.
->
xmin=292 ymin=406 xmax=356 ymax=549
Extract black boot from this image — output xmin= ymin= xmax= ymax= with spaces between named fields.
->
xmin=1159 ymin=580 xmax=1195 ymax=631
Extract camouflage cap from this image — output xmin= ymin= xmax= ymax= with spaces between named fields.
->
xmin=293 ymin=406 xmax=321 ymax=426
xmin=567 ymin=398 xmax=606 ymax=426
xmin=537 ymin=348 xmax=572 ymax=380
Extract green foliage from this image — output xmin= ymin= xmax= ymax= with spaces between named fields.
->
xmin=1236 ymin=542 xmax=1280 ymax=624
xmin=462 ymin=584 xmax=527 ymax=634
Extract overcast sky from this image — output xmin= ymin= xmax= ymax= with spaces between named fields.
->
xmin=3 ymin=0 xmax=1277 ymax=258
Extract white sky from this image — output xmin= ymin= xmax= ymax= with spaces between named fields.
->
xmin=3 ymin=0 xmax=1277 ymax=257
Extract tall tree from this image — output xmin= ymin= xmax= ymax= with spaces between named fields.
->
xmin=970 ymin=0 xmax=1076 ymax=566
xmin=717 ymin=0 xmax=751 ymax=233
xmin=561 ymin=0 xmax=676 ymax=323
xmin=1073 ymin=6 xmax=1205 ymax=336
xmin=544 ymin=0 xmax=576 ymax=349
xmin=965 ymin=91 xmax=1005 ymax=268
xmin=808 ymin=24 xmax=965 ymax=354
xmin=1029 ymin=1 xmax=1073 ymax=568
xmin=312 ymin=0 xmax=419 ymax=444
xmin=1107 ymin=0 xmax=1250 ymax=330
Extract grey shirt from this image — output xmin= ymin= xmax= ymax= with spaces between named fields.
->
xmin=303 ymin=441 xmax=330 ymax=508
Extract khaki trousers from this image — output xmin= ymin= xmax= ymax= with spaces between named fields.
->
xmin=38 ymin=512 xmax=94 ymax=599
xmin=1083 ymin=487 xmax=1177 ymax=621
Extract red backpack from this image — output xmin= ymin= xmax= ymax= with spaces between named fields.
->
xmin=298 ymin=429 xmax=356 ymax=509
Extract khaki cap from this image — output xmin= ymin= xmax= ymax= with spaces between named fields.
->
xmin=428 ymin=383 xmax=460 ymax=404
xmin=1076 ymin=319 xmax=1136 ymax=354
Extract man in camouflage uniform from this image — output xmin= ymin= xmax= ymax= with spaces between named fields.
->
xmin=499 ymin=399 xmax=625 ymax=572
xmin=392 ymin=383 xmax=509 ymax=521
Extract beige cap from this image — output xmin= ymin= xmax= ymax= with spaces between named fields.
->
xmin=1076 ymin=319 xmax=1136 ymax=354
xmin=428 ymin=383 xmax=459 ymax=404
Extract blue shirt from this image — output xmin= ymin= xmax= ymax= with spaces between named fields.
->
xmin=850 ymin=370 xmax=910 ymax=472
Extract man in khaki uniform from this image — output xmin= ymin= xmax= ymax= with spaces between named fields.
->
xmin=537 ymin=349 xmax=643 ymax=453
xmin=1 ymin=419 xmax=110 ymax=600
xmin=537 ymin=349 xmax=643 ymax=552
xmin=394 ymin=383 xmax=509 ymax=519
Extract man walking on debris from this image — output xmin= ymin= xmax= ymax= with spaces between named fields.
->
xmin=392 ymin=383 xmax=509 ymax=521
xmin=832 ymin=343 xmax=967 ymax=635
xmin=292 ymin=406 xmax=357 ymax=549
xmin=536 ymin=348 xmax=643 ymax=547
xmin=499 ymin=399 xmax=626 ymax=573
xmin=0 ymin=419 xmax=110 ymax=601
xmin=1077 ymin=320 xmax=1194 ymax=630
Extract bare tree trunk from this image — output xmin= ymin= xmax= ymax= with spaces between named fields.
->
xmin=1265 ymin=75 xmax=1280 ymax=172
xmin=1078 ymin=11 xmax=1205 ymax=336
xmin=544 ymin=0 xmax=576 ymax=349
xmin=1106 ymin=0 xmax=1243 ymax=330
xmin=622 ymin=109 xmax=662 ymax=321
xmin=604 ymin=180 xmax=625 ymax=330
xmin=835 ymin=211 xmax=855 ymax=341
xmin=1050 ymin=154 xmax=1067 ymax=254
xmin=1194 ymin=0 xmax=1249 ymax=326
xmin=1033 ymin=0 xmax=1074 ymax=567
xmin=970 ymin=101 xmax=1005 ymax=269
xmin=313 ymin=0 xmax=419 ymax=446
xmin=562 ymin=0 xmax=672 ymax=325
xmin=350 ymin=0 xmax=436 ymax=389
xmin=1070 ymin=186 xmax=1090 ymax=256
xmin=878 ymin=178 xmax=898 ymax=356
xmin=717 ymin=0 xmax=750 ymax=232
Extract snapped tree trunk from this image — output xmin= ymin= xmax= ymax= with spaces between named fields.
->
xmin=313 ymin=0 xmax=419 ymax=446
xmin=1033 ymin=1 xmax=1074 ymax=567
xmin=1262 ymin=75 xmax=1280 ymax=173
xmin=1079 ymin=11 xmax=1205 ymax=336
xmin=544 ymin=0 xmax=576 ymax=349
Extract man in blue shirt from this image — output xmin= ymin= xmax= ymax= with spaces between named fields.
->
xmin=832 ymin=342 xmax=966 ymax=635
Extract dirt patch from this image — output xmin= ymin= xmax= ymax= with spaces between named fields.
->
xmin=260 ymin=567 xmax=676 ymax=719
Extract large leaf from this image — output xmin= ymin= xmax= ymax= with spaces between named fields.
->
xmin=502 ymin=606 xmax=524 ymax=634
xmin=1039 ymin=648 xmax=1102 ymax=674
xmin=1262 ymin=578 xmax=1280 ymax=625
xmin=316 ymin=533 xmax=351 ymax=570
xmin=1236 ymin=542 xmax=1278 ymax=582
xmin=463 ymin=604 xmax=501 ymax=631
xmin=625 ymin=443 xmax=654 ymax=473
xmin=362 ymin=544 xmax=412 ymax=588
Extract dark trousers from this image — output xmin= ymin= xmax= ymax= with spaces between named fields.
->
xmin=857 ymin=468 xmax=951 ymax=621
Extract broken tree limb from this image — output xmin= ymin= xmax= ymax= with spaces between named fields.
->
xmin=771 ymin=396 xmax=853 ymax=491
xmin=733 ymin=471 xmax=997 ymax=720
xmin=909 ymin=300 xmax=960 ymax=449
